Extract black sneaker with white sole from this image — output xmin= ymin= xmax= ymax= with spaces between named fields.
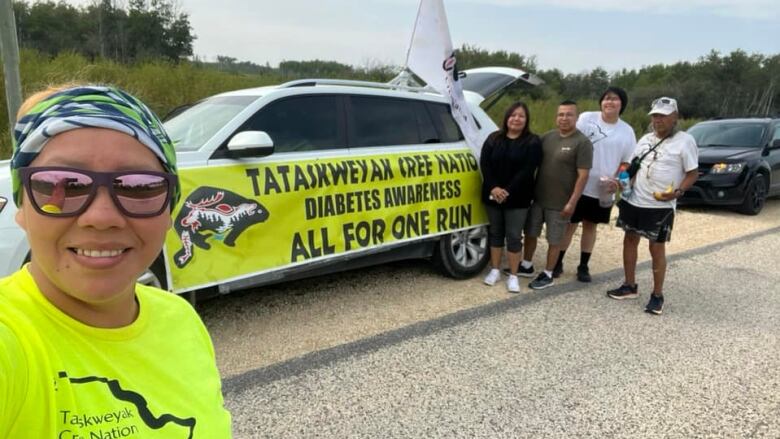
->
xmin=645 ymin=294 xmax=664 ymax=315
xmin=517 ymin=265 xmax=535 ymax=278
xmin=607 ymin=283 xmax=638 ymax=300
xmin=505 ymin=265 xmax=535 ymax=277
xmin=529 ymin=272 xmax=554 ymax=290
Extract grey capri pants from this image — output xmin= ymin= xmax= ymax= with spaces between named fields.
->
xmin=485 ymin=204 xmax=528 ymax=252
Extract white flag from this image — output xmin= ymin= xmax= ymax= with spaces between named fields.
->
xmin=405 ymin=0 xmax=482 ymax=158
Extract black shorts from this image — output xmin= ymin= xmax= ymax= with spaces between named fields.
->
xmin=570 ymin=195 xmax=612 ymax=224
xmin=615 ymin=200 xmax=675 ymax=243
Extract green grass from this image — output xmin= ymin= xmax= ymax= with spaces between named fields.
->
xmin=1 ymin=50 xmax=284 ymax=158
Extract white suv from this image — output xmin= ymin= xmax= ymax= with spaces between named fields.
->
xmin=0 ymin=67 xmax=539 ymax=300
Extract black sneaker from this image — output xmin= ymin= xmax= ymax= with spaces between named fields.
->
xmin=529 ymin=272 xmax=554 ymax=290
xmin=502 ymin=265 xmax=535 ymax=278
xmin=517 ymin=265 xmax=535 ymax=278
xmin=576 ymin=265 xmax=591 ymax=283
xmin=645 ymin=294 xmax=664 ymax=315
xmin=607 ymin=283 xmax=638 ymax=300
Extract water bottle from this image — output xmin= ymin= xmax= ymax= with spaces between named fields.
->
xmin=618 ymin=171 xmax=632 ymax=200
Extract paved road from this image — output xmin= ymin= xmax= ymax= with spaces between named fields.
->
xmin=224 ymin=228 xmax=780 ymax=438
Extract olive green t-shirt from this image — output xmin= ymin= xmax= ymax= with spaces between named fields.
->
xmin=534 ymin=129 xmax=593 ymax=210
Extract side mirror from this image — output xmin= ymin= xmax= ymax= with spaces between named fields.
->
xmin=226 ymin=131 xmax=274 ymax=158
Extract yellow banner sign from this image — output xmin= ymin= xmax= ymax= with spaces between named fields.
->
xmin=164 ymin=149 xmax=487 ymax=292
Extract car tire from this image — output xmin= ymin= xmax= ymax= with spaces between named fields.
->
xmin=738 ymin=174 xmax=767 ymax=215
xmin=137 ymin=255 xmax=168 ymax=290
xmin=433 ymin=226 xmax=490 ymax=279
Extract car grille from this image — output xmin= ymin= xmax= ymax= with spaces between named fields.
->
xmin=697 ymin=164 xmax=712 ymax=176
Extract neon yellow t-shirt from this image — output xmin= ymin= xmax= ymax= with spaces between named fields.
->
xmin=0 ymin=267 xmax=232 ymax=438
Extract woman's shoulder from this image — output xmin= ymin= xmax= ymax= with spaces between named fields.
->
xmin=485 ymin=130 xmax=504 ymax=144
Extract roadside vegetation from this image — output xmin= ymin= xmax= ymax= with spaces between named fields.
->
xmin=1 ymin=0 xmax=778 ymax=158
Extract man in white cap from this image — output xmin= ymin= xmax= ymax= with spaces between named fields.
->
xmin=606 ymin=97 xmax=698 ymax=315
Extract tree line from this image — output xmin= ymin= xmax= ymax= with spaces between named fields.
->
xmin=7 ymin=0 xmax=777 ymax=118
xmin=2 ymin=1 xmax=778 ymax=157
xmin=12 ymin=0 xmax=194 ymax=62
xmin=454 ymin=45 xmax=779 ymax=119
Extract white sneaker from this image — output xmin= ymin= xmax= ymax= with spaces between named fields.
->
xmin=507 ymin=275 xmax=520 ymax=293
xmin=483 ymin=268 xmax=500 ymax=286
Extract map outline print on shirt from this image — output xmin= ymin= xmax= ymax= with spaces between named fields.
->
xmin=584 ymin=122 xmax=608 ymax=145
xmin=58 ymin=371 xmax=196 ymax=438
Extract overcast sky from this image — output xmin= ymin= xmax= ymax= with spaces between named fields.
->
xmin=85 ymin=0 xmax=780 ymax=73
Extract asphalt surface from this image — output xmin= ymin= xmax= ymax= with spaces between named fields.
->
xmin=224 ymin=227 xmax=780 ymax=438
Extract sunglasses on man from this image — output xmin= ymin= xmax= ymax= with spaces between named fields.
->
xmin=19 ymin=167 xmax=177 ymax=218
xmin=652 ymin=98 xmax=675 ymax=106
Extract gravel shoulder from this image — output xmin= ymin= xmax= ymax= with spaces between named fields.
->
xmin=225 ymin=228 xmax=780 ymax=439
xmin=200 ymin=199 xmax=780 ymax=377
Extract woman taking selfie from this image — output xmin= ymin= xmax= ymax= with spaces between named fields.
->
xmin=0 ymin=85 xmax=232 ymax=437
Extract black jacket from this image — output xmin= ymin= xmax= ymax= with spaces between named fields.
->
xmin=479 ymin=131 xmax=542 ymax=208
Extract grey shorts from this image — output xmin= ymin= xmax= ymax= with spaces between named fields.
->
xmin=485 ymin=204 xmax=528 ymax=252
xmin=524 ymin=204 xmax=569 ymax=245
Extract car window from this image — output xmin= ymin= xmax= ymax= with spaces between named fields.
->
xmin=348 ymin=96 xmax=424 ymax=147
xmin=416 ymin=102 xmax=440 ymax=143
xmin=773 ymin=124 xmax=780 ymax=142
xmin=239 ymin=95 xmax=345 ymax=152
xmin=164 ymin=96 xmax=257 ymax=152
xmin=426 ymin=103 xmax=464 ymax=143
xmin=460 ymin=72 xmax=517 ymax=99
xmin=688 ymin=122 xmax=766 ymax=148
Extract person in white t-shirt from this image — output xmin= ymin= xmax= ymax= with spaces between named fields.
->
xmin=556 ymin=87 xmax=636 ymax=283
xmin=607 ymin=96 xmax=698 ymax=316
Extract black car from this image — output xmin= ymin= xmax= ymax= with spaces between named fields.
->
xmin=682 ymin=118 xmax=780 ymax=215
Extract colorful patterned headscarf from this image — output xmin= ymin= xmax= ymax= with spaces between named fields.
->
xmin=10 ymin=85 xmax=180 ymax=207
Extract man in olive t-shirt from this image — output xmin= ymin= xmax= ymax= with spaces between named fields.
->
xmin=522 ymin=100 xmax=593 ymax=290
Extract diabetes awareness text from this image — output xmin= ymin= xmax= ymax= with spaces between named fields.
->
xmin=242 ymin=152 xmax=479 ymax=263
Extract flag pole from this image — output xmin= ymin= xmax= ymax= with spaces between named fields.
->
xmin=0 ymin=0 xmax=22 ymax=134
xmin=403 ymin=0 xmax=425 ymax=68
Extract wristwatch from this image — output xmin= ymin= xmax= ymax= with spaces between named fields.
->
xmin=674 ymin=188 xmax=685 ymax=197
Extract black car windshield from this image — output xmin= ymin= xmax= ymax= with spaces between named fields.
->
xmin=688 ymin=122 xmax=767 ymax=148
xmin=164 ymin=95 xmax=258 ymax=152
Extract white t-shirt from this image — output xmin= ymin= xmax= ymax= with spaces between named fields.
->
xmin=626 ymin=130 xmax=698 ymax=209
xmin=576 ymin=111 xmax=637 ymax=198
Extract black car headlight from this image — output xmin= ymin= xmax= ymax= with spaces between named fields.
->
xmin=710 ymin=162 xmax=745 ymax=174
xmin=0 ymin=196 xmax=7 ymax=214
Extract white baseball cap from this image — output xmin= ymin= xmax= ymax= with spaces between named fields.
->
xmin=648 ymin=97 xmax=678 ymax=115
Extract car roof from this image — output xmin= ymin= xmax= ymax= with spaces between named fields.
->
xmin=208 ymin=81 xmax=449 ymax=103
xmin=699 ymin=118 xmax=777 ymax=124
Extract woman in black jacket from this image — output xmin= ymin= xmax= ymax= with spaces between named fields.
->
xmin=480 ymin=101 xmax=542 ymax=293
